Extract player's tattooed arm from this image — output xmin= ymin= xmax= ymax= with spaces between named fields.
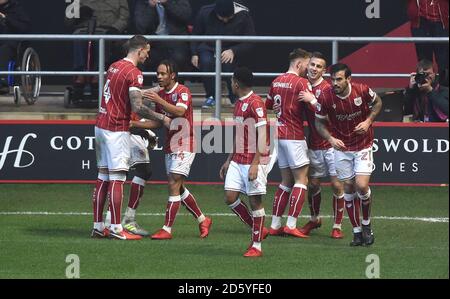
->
xmin=129 ymin=90 xmax=170 ymax=129
xmin=315 ymin=116 xmax=347 ymax=151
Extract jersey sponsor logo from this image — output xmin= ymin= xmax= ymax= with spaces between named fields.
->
xmin=315 ymin=89 xmax=322 ymax=98
xmin=137 ymin=75 xmax=144 ymax=85
xmin=241 ymin=103 xmax=249 ymax=112
xmin=354 ymin=97 xmax=362 ymax=106
xmin=181 ymin=93 xmax=189 ymax=102
xmin=255 ymin=107 xmax=264 ymax=118
xmin=172 ymin=94 xmax=178 ymax=103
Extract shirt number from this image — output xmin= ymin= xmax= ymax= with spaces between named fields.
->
xmin=103 ymin=79 xmax=111 ymax=104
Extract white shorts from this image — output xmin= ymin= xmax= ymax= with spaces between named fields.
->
xmin=165 ymin=152 xmax=195 ymax=177
xmin=224 ymin=161 xmax=268 ymax=196
xmin=129 ymin=134 xmax=150 ymax=167
xmin=277 ymin=139 xmax=309 ymax=169
xmin=95 ymin=127 xmax=130 ymax=172
xmin=334 ymin=147 xmax=374 ymax=181
xmin=308 ymin=148 xmax=337 ymax=178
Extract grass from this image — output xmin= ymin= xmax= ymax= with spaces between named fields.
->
xmin=0 ymin=184 xmax=448 ymax=279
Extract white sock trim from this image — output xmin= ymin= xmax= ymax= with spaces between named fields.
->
xmin=362 ymin=219 xmax=371 ymax=226
xmin=279 ymin=184 xmax=292 ymax=192
xmin=252 ymin=208 xmax=265 ymax=218
xmin=162 ymin=225 xmax=172 ymax=233
xmin=334 ymin=193 xmax=345 ymax=199
xmin=109 ymin=173 xmax=126 ymax=181
xmin=293 ymin=183 xmax=307 ymax=190
xmin=180 ymin=188 xmax=190 ymax=201
xmin=228 ymin=198 xmax=242 ymax=209
xmin=168 ymin=195 xmax=181 ymax=202
xmin=357 ymin=188 xmax=371 ymax=201
xmin=98 ymin=173 xmax=109 ymax=181
xmin=132 ymin=176 xmax=146 ymax=186
xmin=197 ymin=214 xmax=206 ymax=223
xmin=344 ymin=193 xmax=356 ymax=202
xmin=270 ymin=216 xmax=282 ymax=229
xmin=252 ymin=242 xmax=262 ymax=251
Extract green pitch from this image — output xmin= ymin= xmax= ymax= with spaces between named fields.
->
xmin=0 ymin=184 xmax=448 ymax=279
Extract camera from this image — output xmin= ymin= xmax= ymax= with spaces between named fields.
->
xmin=414 ymin=72 xmax=429 ymax=85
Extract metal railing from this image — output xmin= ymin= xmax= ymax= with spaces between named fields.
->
xmin=1 ymin=34 xmax=448 ymax=118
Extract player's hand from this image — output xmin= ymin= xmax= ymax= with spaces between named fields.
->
xmin=248 ymin=164 xmax=258 ymax=181
xmin=219 ymin=161 xmax=230 ymax=180
xmin=409 ymin=72 xmax=417 ymax=89
xmin=0 ymin=12 xmax=6 ymax=19
xmin=221 ymin=49 xmax=234 ymax=64
xmin=147 ymin=135 xmax=158 ymax=150
xmin=273 ymin=102 xmax=281 ymax=115
xmin=329 ymin=137 xmax=347 ymax=151
xmin=143 ymin=90 xmax=162 ymax=104
xmin=298 ymin=90 xmax=317 ymax=104
xmin=191 ymin=55 xmax=199 ymax=68
xmin=354 ymin=120 xmax=371 ymax=135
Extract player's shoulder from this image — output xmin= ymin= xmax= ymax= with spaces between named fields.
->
xmin=177 ymin=83 xmax=192 ymax=94
xmin=250 ymin=93 xmax=265 ymax=107
xmin=351 ymin=81 xmax=371 ymax=93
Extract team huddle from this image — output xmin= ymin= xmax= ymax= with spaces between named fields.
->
xmin=91 ymin=35 xmax=382 ymax=258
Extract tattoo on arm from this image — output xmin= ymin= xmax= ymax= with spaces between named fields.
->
xmin=368 ymin=96 xmax=383 ymax=123
xmin=315 ymin=117 xmax=332 ymax=141
xmin=130 ymin=90 xmax=165 ymax=123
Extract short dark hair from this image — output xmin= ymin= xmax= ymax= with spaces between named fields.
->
xmin=215 ymin=0 xmax=234 ymax=17
xmin=289 ymin=48 xmax=312 ymax=63
xmin=233 ymin=67 xmax=254 ymax=88
xmin=158 ymin=59 xmax=178 ymax=82
xmin=126 ymin=35 xmax=149 ymax=53
xmin=416 ymin=59 xmax=434 ymax=72
xmin=311 ymin=51 xmax=327 ymax=67
xmin=330 ymin=63 xmax=352 ymax=78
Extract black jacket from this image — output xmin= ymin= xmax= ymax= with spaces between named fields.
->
xmin=190 ymin=2 xmax=255 ymax=59
xmin=404 ymin=83 xmax=449 ymax=122
xmin=0 ymin=0 xmax=31 ymax=34
xmin=134 ymin=0 xmax=191 ymax=35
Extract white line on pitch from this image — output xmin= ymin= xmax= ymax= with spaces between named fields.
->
xmin=0 ymin=211 xmax=448 ymax=223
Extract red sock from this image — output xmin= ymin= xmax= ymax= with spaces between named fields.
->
xmin=164 ymin=196 xmax=181 ymax=228
xmin=229 ymin=199 xmax=253 ymax=227
xmin=272 ymin=185 xmax=291 ymax=217
xmin=109 ymin=180 xmax=124 ymax=225
xmin=287 ymin=184 xmax=307 ymax=218
xmin=358 ymin=189 xmax=372 ymax=223
xmin=92 ymin=179 xmax=109 ymax=223
xmin=128 ymin=179 xmax=145 ymax=209
xmin=333 ymin=194 xmax=345 ymax=226
xmin=181 ymin=189 xmax=203 ymax=219
xmin=309 ymin=189 xmax=322 ymax=217
xmin=344 ymin=193 xmax=361 ymax=229
xmin=252 ymin=209 xmax=265 ymax=243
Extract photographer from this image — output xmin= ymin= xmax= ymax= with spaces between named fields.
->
xmin=404 ymin=59 xmax=449 ymax=122
xmin=0 ymin=0 xmax=31 ymax=94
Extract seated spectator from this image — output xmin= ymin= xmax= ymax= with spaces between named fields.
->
xmin=64 ymin=0 xmax=129 ymax=86
xmin=133 ymin=0 xmax=191 ymax=73
xmin=0 ymin=0 xmax=31 ymax=94
xmin=191 ymin=0 xmax=255 ymax=108
xmin=406 ymin=0 xmax=449 ymax=86
xmin=404 ymin=59 xmax=449 ymax=122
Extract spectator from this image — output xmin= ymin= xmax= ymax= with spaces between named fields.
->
xmin=191 ymin=0 xmax=256 ymax=108
xmin=0 ymin=0 xmax=31 ymax=94
xmin=404 ymin=59 xmax=449 ymax=122
xmin=133 ymin=0 xmax=192 ymax=73
xmin=406 ymin=0 xmax=449 ymax=86
xmin=64 ymin=0 xmax=129 ymax=86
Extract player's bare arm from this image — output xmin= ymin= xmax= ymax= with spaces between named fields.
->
xmin=249 ymin=125 xmax=266 ymax=181
xmin=130 ymin=119 xmax=164 ymax=130
xmin=129 ymin=90 xmax=168 ymax=125
xmin=354 ymin=95 xmax=382 ymax=135
xmin=143 ymin=90 xmax=186 ymax=117
xmin=315 ymin=116 xmax=347 ymax=151
xmin=299 ymin=90 xmax=318 ymax=106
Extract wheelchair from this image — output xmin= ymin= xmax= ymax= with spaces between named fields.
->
xmin=6 ymin=42 xmax=42 ymax=105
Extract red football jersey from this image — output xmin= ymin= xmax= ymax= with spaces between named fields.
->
xmin=232 ymin=91 xmax=270 ymax=165
xmin=96 ymin=58 xmax=143 ymax=132
xmin=266 ymin=72 xmax=309 ymax=140
xmin=155 ymin=82 xmax=194 ymax=153
xmin=315 ymin=82 xmax=377 ymax=151
xmin=305 ymin=78 xmax=333 ymax=150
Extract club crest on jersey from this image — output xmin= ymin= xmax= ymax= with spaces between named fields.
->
xmin=241 ymin=103 xmax=249 ymax=112
xmin=235 ymin=116 xmax=244 ymax=124
xmin=354 ymin=97 xmax=362 ymax=106
xmin=181 ymin=93 xmax=189 ymax=102
xmin=315 ymin=102 xmax=322 ymax=112
xmin=172 ymin=94 xmax=178 ymax=102
xmin=137 ymin=75 xmax=143 ymax=85
xmin=256 ymin=107 xmax=264 ymax=117
xmin=332 ymin=104 xmax=337 ymax=109
xmin=315 ymin=89 xmax=321 ymax=98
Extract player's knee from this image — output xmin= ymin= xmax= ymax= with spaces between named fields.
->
xmin=135 ymin=163 xmax=152 ymax=180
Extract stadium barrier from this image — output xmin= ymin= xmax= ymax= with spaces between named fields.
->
xmin=0 ymin=34 xmax=448 ymax=118
xmin=0 ymin=120 xmax=448 ymax=186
